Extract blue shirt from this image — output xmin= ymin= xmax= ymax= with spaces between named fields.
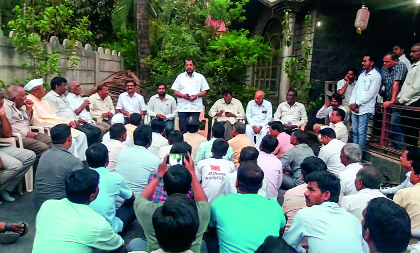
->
xmin=284 ymin=202 xmax=367 ymax=253
xmin=210 ymin=193 xmax=285 ymax=253
xmin=194 ymin=138 xmax=234 ymax=164
xmin=115 ymin=146 xmax=160 ymax=199
xmin=89 ymin=167 xmax=133 ymax=233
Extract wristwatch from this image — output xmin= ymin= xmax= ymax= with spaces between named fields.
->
xmin=154 ymin=174 xmax=163 ymax=180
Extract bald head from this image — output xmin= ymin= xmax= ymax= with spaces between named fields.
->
xmin=254 ymin=90 xmax=265 ymax=106
xmin=69 ymin=81 xmax=82 ymax=95
xmin=7 ymin=85 xmax=27 ymax=108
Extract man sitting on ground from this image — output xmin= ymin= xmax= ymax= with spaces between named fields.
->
xmin=269 ymin=121 xmax=293 ymax=159
xmin=284 ymin=171 xmax=366 ymax=253
xmin=87 ymin=143 xmax=135 ymax=233
xmin=283 ymin=157 xmax=327 ymax=232
xmin=196 ymin=138 xmax=235 ymax=204
xmin=157 ymin=130 xmax=183 ymax=162
xmin=363 ymin=197 xmax=411 ymax=253
xmin=88 ymin=84 xmax=115 ymax=124
xmin=210 ymin=162 xmax=286 ymax=253
xmin=183 ymin=116 xmax=207 ymax=159
xmin=130 ymin=154 xmax=210 ymax=253
xmin=148 ymin=119 xmax=169 ymax=156
xmin=195 ymin=122 xmax=233 ymax=164
xmin=339 ymin=143 xmax=363 ymax=197
xmin=281 ymin=130 xmax=315 ymax=190
xmin=208 ymin=90 xmax=245 ymax=140
xmin=102 ymin=114 xmax=133 ymax=148
xmin=274 ymin=90 xmax=307 ymax=134
xmin=257 ymin=135 xmax=282 ymax=199
xmin=32 ymin=169 xmax=126 ymax=253
xmin=314 ymin=108 xmax=348 ymax=143
xmin=255 ymin=236 xmax=297 ymax=253
xmin=245 ymin=90 xmax=272 ymax=148
xmin=34 ymin=124 xmax=83 ymax=209
xmin=115 ymin=125 xmax=160 ymax=200
xmin=340 ymin=166 xmax=386 ymax=221
xmin=126 ymin=113 xmax=142 ymax=144
xmin=314 ymin=93 xmax=349 ymax=126
xmin=102 ymin=123 xmax=127 ymax=172
xmin=318 ymin=128 xmax=345 ymax=176
xmin=228 ymin=121 xmax=254 ymax=168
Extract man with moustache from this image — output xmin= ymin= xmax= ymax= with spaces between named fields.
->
xmin=147 ymin=83 xmax=177 ymax=135
xmin=116 ymin=79 xmax=147 ymax=124
xmin=337 ymin=69 xmax=357 ymax=107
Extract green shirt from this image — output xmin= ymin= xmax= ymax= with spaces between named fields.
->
xmin=32 ymin=198 xmax=124 ymax=253
xmin=194 ymin=138 xmax=234 ymax=164
xmin=134 ymin=196 xmax=211 ymax=253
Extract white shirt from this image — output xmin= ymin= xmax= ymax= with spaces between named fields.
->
xmin=102 ymin=132 xmax=134 ymax=148
xmin=147 ymin=94 xmax=177 ymax=120
xmin=340 ymin=189 xmax=387 ymax=221
xmin=66 ymin=92 xmax=95 ymax=123
xmin=196 ymin=158 xmax=236 ymax=204
xmin=336 ymin=79 xmax=356 ymax=104
xmin=349 ymin=69 xmax=382 ymax=115
xmin=315 ymin=105 xmax=349 ymax=126
xmin=171 ymin=71 xmax=210 ymax=112
xmin=381 ymin=171 xmax=413 ymax=194
xmin=245 ymin=99 xmax=272 ymax=127
xmin=216 ymin=171 xmax=268 ymax=198
xmin=102 ymin=139 xmax=127 ymax=172
xmin=321 ymin=122 xmax=348 ymax=143
xmin=399 ymin=54 xmax=412 ymax=70
xmin=273 ymin=102 xmax=308 ymax=127
xmin=116 ymin=92 xmax=147 ymax=114
xmin=157 ymin=145 xmax=172 ymax=162
xmin=339 ymin=163 xmax=363 ymax=197
xmin=318 ymin=139 xmax=346 ymax=176
xmin=148 ymin=132 xmax=169 ymax=156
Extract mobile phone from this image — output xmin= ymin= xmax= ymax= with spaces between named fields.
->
xmin=167 ymin=153 xmax=187 ymax=166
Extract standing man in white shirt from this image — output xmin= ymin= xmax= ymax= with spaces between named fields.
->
xmin=339 ymin=143 xmax=363 ymax=197
xmin=393 ymin=44 xmax=412 ymax=70
xmin=340 ymin=166 xmax=386 ymax=221
xmin=208 ymin=90 xmax=245 ymax=140
xmin=147 ymin=83 xmax=177 ymax=135
xmin=337 ymin=69 xmax=357 ymax=107
xmin=66 ymin=81 xmax=110 ymax=133
xmin=245 ymin=90 xmax=272 ymax=148
xmin=116 ymin=80 xmax=147 ymax=124
xmin=171 ymin=59 xmax=210 ymax=133
xmin=274 ymin=90 xmax=308 ymax=133
xmin=349 ymin=55 xmax=382 ymax=151
xmin=318 ymin=128 xmax=345 ymax=176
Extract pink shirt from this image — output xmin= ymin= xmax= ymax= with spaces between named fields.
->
xmin=257 ymin=152 xmax=282 ymax=199
xmin=272 ymin=132 xmax=294 ymax=159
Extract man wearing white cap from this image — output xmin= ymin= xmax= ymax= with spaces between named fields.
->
xmin=24 ymin=79 xmax=88 ymax=161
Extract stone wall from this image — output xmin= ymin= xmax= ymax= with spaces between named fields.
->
xmin=0 ymin=30 xmax=124 ymax=93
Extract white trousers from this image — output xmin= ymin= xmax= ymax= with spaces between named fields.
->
xmin=245 ymin=125 xmax=269 ymax=150
xmin=68 ymin=132 xmax=88 ymax=161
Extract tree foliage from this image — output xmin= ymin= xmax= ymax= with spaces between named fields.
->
xmin=143 ymin=0 xmax=272 ymax=111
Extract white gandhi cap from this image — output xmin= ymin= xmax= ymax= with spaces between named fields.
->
xmin=24 ymin=79 xmax=44 ymax=91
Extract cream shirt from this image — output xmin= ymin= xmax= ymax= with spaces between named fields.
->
xmin=147 ymin=94 xmax=177 ymax=120
xmin=274 ymin=102 xmax=308 ymax=127
xmin=283 ymin=183 xmax=307 ymax=231
xmin=227 ymin=134 xmax=254 ymax=167
xmin=394 ymin=183 xmax=420 ymax=230
xmin=88 ymin=93 xmax=116 ymax=119
xmin=183 ymin=132 xmax=207 ymax=158
xmin=208 ymin=98 xmax=245 ymax=124
xmin=44 ymin=91 xmax=78 ymax=120
xmin=320 ymin=122 xmax=348 ymax=143
xmin=397 ymin=61 xmax=420 ymax=105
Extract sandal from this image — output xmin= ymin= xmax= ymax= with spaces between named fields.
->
xmin=0 ymin=222 xmax=28 ymax=244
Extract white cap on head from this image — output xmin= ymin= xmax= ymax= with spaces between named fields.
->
xmin=24 ymin=79 xmax=44 ymax=91
xmin=111 ymin=113 xmax=125 ymax=125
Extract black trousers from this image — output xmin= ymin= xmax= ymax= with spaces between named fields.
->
xmin=116 ymin=205 xmax=136 ymax=233
xmin=76 ymin=124 xmax=101 ymax=146
xmin=178 ymin=112 xmax=200 ymax=133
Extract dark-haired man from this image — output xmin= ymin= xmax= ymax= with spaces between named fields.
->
xmin=337 ymin=69 xmax=357 ymax=106
xmin=115 ymin=125 xmax=160 ymax=200
xmin=183 ymin=116 xmax=207 ymax=158
xmin=340 ymin=166 xmax=386 ymax=221
xmin=196 ymin=138 xmax=235 ymax=204
xmin=314 ymin=108 xmax=348 ymax=143
xmin=363 ymin=197 xmax=411 ymax=253
xmin=44 ymin=77 xmax=101 ymax=146
xmin=87 ymin=143 xmax=134 ymax=233
xmin=258 ymin=135 xmax=282 ymax=199
xmin=172 ymin=59 xmax=210 ymax=133
xmin=284 ymin=171 xmax=366 ymax=253
xmin=228 ymin=122 xmax=254 ymax=167
xmin=158 ymin=130 xmax=184 ymax=161
xmin=349 ymin=55 xmax=382 ymax=151
xmin=148 ymin=119 xmax=169 ymax=156
xmin=315 ymin=93 xmax=349 ymax=126
xmin=393 ymin=44 xmax=412 ymax=70
xmin=116 ymin=80 xmax=147 ymax=124
xmin=210 ymin=162 xmax=286 ymax=253
xmin=34 ymin=124 xmax=83 ymax=209
xmin=209 ymin=90 xmax=245 ymax=140
xmin=147 ymin=83 xmax=177 ymax=134
xmin=281 ymin=130 xmax=315 ymax=190
xmin=89 ymin=83 xmax=115 ymax=124
xmin=274 ymin=90 xmax=307 ymax=133
xmin=102 ymin=123 xmax=127 ymax=172
xmin=125 ymin=113 xmax=142 ymax=144
xmin=195 ymin=122 xmax=233 ymax=164
xmin=131 ymin=153 xmax=210 ymax=253
xmin=32 ymin=169 xmax=126 ymax=253
xmin=269 ymin=121 xmax=293 ymax=159
xmin=318 ymin=128 xmax=345 ymax=176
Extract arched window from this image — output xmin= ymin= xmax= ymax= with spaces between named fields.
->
xmin=253 ymin=18 xmax=281 ymax=96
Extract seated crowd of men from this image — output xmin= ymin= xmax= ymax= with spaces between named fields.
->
xmin=0 ymin=49 xmax=420 ymax=253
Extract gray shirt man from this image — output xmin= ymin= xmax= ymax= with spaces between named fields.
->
xmin=281 ymin=144 xmax=315 ymax=187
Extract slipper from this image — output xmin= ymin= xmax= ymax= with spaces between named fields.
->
xmin=0 ymin=232 xmax=19 ymax=244
xmin=4 ymin=222 xmax=28 ymax=236
xmin=17 ymin=222 xmax=28 ymax=237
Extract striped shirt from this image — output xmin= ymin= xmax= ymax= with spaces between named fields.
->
xmin=381 ymin=61 xmax=408 ymax=101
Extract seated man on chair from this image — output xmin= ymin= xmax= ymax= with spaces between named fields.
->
xmin=116 ymin=79 xmax=147 ymax=124
xmin=274 ymin=90 xmax=307 ymax=134
xmin=245 ymin=90 xmax=272 ymax=148
xmin=88 ymin=84 xmax=115 ymax=125
xmin=209 ymin=90 xmax=245 ymax=140
xmin=147 ymin=83 xmax=177 ymax=135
